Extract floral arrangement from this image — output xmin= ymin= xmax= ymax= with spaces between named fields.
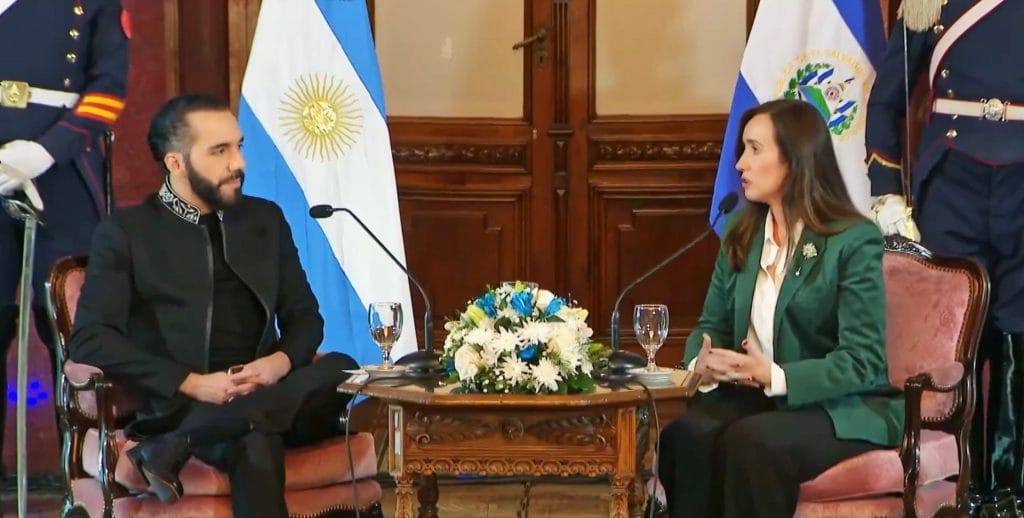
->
xmin=440 ymin=281 xmax=610 ymax=394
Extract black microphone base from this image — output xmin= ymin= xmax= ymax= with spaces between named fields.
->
xmin=395 ymin=350 xmax=445 ymax=377
xmin=593 ymin=369 xmax=636 ymax=384
xmin=607 ymin=350 xmax=647 ymax=372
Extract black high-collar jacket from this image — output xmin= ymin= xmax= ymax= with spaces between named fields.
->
xmin=69 ymin=181 xmax=324 ymax=422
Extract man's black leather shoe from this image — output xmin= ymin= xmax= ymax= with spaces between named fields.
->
xmin=125 ymin=434 xmax=190 ymax=503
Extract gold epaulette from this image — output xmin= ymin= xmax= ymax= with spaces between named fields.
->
xmin=898 ymin=0 xmax=944 ymax=31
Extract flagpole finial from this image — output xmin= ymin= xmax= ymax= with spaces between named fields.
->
xmin=898 ymin=0 xmax=943 ymax=32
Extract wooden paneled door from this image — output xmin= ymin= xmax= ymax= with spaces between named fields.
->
xmin=379 ymin=0 xmax=742 ymax=365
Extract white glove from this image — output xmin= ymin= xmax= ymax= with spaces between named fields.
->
xmin=0 ymin=140 xmax=55 ymax=183
xmin=871 ymin=194 xmax=920 ymax=241
xmin=0 ymin=166 xmax=20 ymax=196
xmin=0 ymin=140 xmax=53 ymax=210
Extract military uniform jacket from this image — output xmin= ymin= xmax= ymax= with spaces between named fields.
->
xmin=0 ymin=0 xmax=129 ymax=215
xmin=865 ymin=0 xmax=1024 ymax=199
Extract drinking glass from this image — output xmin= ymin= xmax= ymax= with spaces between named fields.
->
xmin=634 ymin=304 xmax=669 ymax=372
xmin=368 ymin=302 xmax=403 ymax=369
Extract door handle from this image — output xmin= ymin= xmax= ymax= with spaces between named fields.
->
xmin=513 ymin=27 xmax=548 ymax=64
xmin=512 ymin=27 xmax=548 ymax=50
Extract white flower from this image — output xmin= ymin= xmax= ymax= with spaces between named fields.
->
xmin=480 ymin=342 xmax=504 ymax=367
xmin=497 ymin=307 xmax=519 ymax=322
xmin=548 ymin=327 xmax=582 ymax=370
xmin=536 ymin=289 xmax=555 ymax=311
xmin=531 ymin=358 xmax=562 ymax=392
xmin=454 ymin=344 xmax=482 ymax=381
xmin=444 ymin=320 xmax=459 ymax=332
xmin=443 ymin=331 xmax=460 ymax=352
xmin=580 ymin=357 xmax=594 ymax=375
xmin=556 ymin=306 xmax=588 ymax=323
xmin=499 ymin=357 xmax=530 ymax=386
xmin=490 ymin=328 xmax=521 ymax=354
xmin=518 ymin=321 xmax=552 ymax=344
xmin=464 ymin=326 xmax=497 ymax=347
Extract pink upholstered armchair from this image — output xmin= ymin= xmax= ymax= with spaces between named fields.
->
xmin=46 ymin=255 xmax=384 ymax=518
xmin=794 ymin=237 xmax=989 ymax=518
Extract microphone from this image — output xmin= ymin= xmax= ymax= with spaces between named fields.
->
xmin=603 ymin=192 xmax=740 ymax=381
xmin=309 ymin=204 xmax=442 ymax=377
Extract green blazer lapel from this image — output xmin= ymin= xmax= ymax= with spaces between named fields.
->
xmin=733 ymin=225 xmax=765 ymax=348
xmin=773 ymin=228 xmax=826 ymax=341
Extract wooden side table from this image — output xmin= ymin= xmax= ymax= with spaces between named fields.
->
xmin=339 ymin=371 xmax=694 ymax=517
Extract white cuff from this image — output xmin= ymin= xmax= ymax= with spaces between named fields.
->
xmin=687 ymin=357 xmax=719 ymax=393
xmin=764 ymin=362 xmax=788 ymax=396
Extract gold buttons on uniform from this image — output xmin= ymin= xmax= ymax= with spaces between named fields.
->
xmin=73 ymin=5 xmax=84 ymax=15
xmin=946 ymin=129 xmax=958 ymax=138
xmin=948 ymin=89 xmax=955 ymax=97
xmin=941 ymin=69 xmax=950 ymax=79
xmin=66 ymin=52 xmax=77 ymax=64
xmin=63 ymin=78 xmax=72 ymax=88
xmin=69 ymin=28 xmax=80 ymax=39
xmin=934 ymin=24 xmax=945 ymax=35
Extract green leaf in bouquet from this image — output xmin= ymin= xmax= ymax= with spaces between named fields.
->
xmin=495 ymin=316 xmax=513 ymax=331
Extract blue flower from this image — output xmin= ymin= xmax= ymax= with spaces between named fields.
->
xmin=510 ymin=291 xmax=534 ymax=317
xmin=546 ymin=297 xmax=565 ymax=316
xmin=444 ymin=361 xmax=456 ymax=375
xmin=474 ymin=292 xmax=498 ymax=318
xmin=519 ymin=343 xmax=539 ymax=362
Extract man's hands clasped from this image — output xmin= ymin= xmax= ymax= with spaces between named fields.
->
xmin=178 ymin=352 xmax=292 ymax=404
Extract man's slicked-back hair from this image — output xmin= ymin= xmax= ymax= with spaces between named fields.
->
xmin=147 ymin=93 xmax=231 ymax=175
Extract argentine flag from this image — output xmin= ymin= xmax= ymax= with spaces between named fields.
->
xmin=711 ymin=0 xmax=885 ymax=235
xmin=238 ymin=0 xmax=416 ymax=367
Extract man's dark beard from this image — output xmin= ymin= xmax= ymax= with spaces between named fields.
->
xmin=184 ymin=156 xmax=244 ymax=211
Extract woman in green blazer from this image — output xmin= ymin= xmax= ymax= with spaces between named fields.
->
xmin=657 ymin=99 xmax=903 ymax=518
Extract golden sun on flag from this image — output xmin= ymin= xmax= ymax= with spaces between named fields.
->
xmin=279 ymin=74 xmax=362 ymax=162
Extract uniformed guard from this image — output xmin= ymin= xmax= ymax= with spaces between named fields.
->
xmin=865 ymin=0 xmax=1024 ymax=509
xmin=0 ymin=0 xmax=129 ymax=474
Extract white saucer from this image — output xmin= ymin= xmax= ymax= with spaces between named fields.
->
xmin=628 ymin=366 xmax=675 ymax=387
xmin=360 ymin=365 xmax=408 ymax=378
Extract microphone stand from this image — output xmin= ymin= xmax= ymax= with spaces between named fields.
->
xmin=1 ymin=195 xmax=42 ymax=518
xmin=319 ymin=207 xmax=441 ymax=378
xmin=602 ymin=196 xmax=736 ymax=383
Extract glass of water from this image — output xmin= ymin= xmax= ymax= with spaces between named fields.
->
xmin=368 ymin=302 xmax=403 ymax=369
xmin=634 ymin=304 xmax=669 ymax=372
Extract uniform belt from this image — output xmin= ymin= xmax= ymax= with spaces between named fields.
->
xmin=932 ymin=98 xmax=1024 ymax=122
xmin=0 ymin=80 xmax=80 ymax=109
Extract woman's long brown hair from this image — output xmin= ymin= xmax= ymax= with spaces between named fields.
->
xmin=723 ymin=99 xmax=866 ymax=270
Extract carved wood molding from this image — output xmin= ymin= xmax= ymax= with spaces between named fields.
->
xmin=406 ymin=412 xmax=495 ymax=445
xmin=594 ymin=141 xmax=722 ymax=163
xmin=405 ymin=458 xmax=616 ymax=478
xmin=525 ymin=413 xmax=615 ymax=447
xmin=391 ymin=143 xmax=526 ymax=166
xmin=405 ymin=411 xmax=618 ymax=448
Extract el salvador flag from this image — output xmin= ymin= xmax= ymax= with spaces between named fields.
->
xmin=710 ymin=0 xmax=885 ymax=235
xmin=238 ymin=0 xmax=416 ymax=367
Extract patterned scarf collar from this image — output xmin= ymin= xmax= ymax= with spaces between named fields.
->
xmin=157 ymin=177 xmax=203 ymax=225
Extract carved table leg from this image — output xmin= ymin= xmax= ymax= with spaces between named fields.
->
xmin=417 ymin=473 xmax=439 ymax=518
xmin=630 ymin=477 xmax=647 ymax=518
xmin=395 ymin=475 xmax=416 ymax=518
xmin=611 ymin=476 xmax=632 ymax=518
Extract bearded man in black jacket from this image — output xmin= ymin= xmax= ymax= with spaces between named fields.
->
xmin=69 ymin=93 xmax=359 ymax=517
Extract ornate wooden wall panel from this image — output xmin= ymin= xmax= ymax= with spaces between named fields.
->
xmin=389 ymin=119 xmax=534 ymax=337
